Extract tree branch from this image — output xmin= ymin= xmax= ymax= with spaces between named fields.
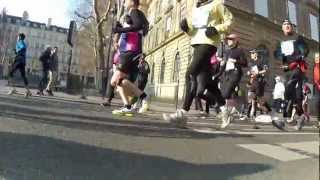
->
xmin=97 ymin=1 xmax=111 ymax=27
xmin=74 ymin=10 xmax=95 ymax=21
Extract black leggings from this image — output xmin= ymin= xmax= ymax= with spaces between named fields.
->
xmin=9 ymin=59 xmax=28 ymax=86
xmin=182 ymin=44 xmax=219 ymax=111
xmin=38 ymin=68 xmax=49 ymax=92
xmin=220 ymin=70 xmax=242 ymax=99
xmin=283 ymin=68 xmax=304 ymax=118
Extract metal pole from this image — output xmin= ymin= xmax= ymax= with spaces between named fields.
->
xmin=66 ymin=49 xmax=72 ymax=90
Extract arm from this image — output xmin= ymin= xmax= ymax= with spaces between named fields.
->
xmin=236 ymin=49 xmax=248 ymax=67
xmin=114 ymin=10 xmax=143 ymax=33
xmin=209 ymin=3 xmax=233 ymax=34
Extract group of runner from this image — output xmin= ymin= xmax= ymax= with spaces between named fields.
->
xmin=7 ymin=0 xmax=318 ymax=130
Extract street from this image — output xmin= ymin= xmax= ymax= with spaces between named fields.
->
xmin=0 ymin=84 xmax=318 ymax=180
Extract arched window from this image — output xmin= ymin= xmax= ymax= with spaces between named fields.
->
xmin=172 ymin=52 xmax=180 ymax=82
xmin=160 ymin=58 xmax=166 ymax=84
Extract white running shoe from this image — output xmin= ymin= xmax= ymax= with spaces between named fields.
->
xmin=220 ymin=107 xmax=231 ymax=129
xmin=24 ymin=90 xmax=32 ymax=98
xmin=138 ymin=100 xmax=149 ymax=113
xmin=8 ymin=89 xmax=17 ymax=95
xmin=163 ymin=109 xmax=187 ymax=128
xmin=112 ymin=107 xmax=134 ymax=115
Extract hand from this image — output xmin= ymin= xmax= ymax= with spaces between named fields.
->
xmin=228 ymin=58 xmax=237 ymax=63
xmin=205 ymin=27 xmax=218 ymax=37
xmin=212 ymin=76 xmax=216 ymax=81
xmin=180 ymin=18 xmax=189 ymax=33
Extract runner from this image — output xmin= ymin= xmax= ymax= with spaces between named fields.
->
xmin=163 ymin=0 xmax=233 ymax=128
xmin=8 ymin=33 xmax=32 ymax=98
xmin=216 ymin=34 xmax=247 ymax=128
xmin=110 ymin=0 xmax=149 ymax=115
xmin=272 ymin=19 xmax=309 ymax=131
xmin=246 ymin=49 xmax=271 ymax=120
xmin=313 ymin=53 xmax=320 ymax=128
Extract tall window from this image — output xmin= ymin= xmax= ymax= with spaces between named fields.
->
xmin=165 ymin=15 xmax=172 ymax=39
xmin=310 ymin=14 xmax=319 ymax=42
xmin=179 ymin=0 xmax=187 ymax=22
xmin=288 ymin=1 xmax=297 ymax=25
xmin=150 ymin=62 xmax=155 ymax=84
xmin=255 ymin=0 xmax=269 ymax=18
xmin=160 ymin=58 xmax=166 ymax=83
xmin=172 ymin=52 xmax=180 ymax=83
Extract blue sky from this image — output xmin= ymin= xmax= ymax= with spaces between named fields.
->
xmin=0 ymin=0 xmax=76 ymax=28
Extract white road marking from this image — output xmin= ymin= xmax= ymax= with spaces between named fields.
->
xmin=238 ymin=144 xmax=311 ymax=162
xmin=280 ymin=141 xmax=319 ymax=155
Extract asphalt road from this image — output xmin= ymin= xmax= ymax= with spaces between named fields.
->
xmin=0 ymin=93 xmax=319 ymax=180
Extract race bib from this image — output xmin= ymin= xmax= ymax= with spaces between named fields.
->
xmin=281 ymin=40 xmax=295 ymax=56
xmin=251 ymin=65 xmax=259 ymax=74
xmin=225 ymin=59 xmax=236 ymax=71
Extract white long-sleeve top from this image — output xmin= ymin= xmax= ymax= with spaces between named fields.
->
xmin=273 ymin=82 xmax=285 ymax=100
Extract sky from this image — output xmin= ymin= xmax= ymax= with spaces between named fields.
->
xmin=0 ymin=0 xmax=76 ymax=28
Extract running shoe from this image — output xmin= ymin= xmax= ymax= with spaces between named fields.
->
xmin=272 ymin=119 xmax=285 ymax=130
xmin=163 ymin=109 xmax=187 ymax=128
xmin=295 ymin=115 xmax=305 ymax=131
xmin=8 ymin=89 xmax=17 ymax=95
xmin=36 ymin=91 xmax=44 ymax=96
xmin=24 ymin=90 xmax=32 ymax=98
xmin=46 ymin=90 xmax=54 ymax=96
xmin=112 ymin=107 xmax=134 ymax=116
xmin=138 ymin=99 xmax=149 ymax=113
xmin=220 ymin=107 xmax=230 ymax=129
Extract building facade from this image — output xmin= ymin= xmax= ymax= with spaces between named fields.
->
xmin=0 ymin=10 xmax=81 ymax=85
xmin=141 ymin=0 xmax=320 ymax=101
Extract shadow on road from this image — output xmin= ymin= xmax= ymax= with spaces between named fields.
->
xmin=0 ymin=132 xmax=272 ymax=180
xmin=0 ymin=99 xmax=254 ymax=139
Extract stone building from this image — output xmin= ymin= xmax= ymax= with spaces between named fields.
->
xmin=140 ymin=0 xmax=319 ymax=101
xmin=0 ymin=10 xmax=81 ymax=85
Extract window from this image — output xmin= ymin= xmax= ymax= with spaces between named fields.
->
xmin=255 ymin=0 xmax=269 ymax=18
xmin=180 ymin=0 xmax=187 ymax=22
xmin=150 ymin=62 xmax=155 ymax=84
xmin=160 ymin=58 xmax=166 ymax=83
xmin=310 ymin=14 xmax=319 ymax=42
xmin=165 ymin=15 xmax=172 ymax=39
xmin=288 ymin=1 xmax=297 ymax=25
xmin=172 ymin=52 xmax=180 ymax=83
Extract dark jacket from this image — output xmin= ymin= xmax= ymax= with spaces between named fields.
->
xmin=50 ymin=53 xmax=59 ymax=71
xmin=39 ymin=49 xmax=51 ymax=70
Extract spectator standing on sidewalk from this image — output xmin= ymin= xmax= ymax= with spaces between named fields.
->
xmin=136 ymin=53 xmax=150 ymax=91
xmin=273 ymin=76 xmax=285 ymax=113
xmin=37 ymin=46 xmax=52 ymax=96
xmin=45 ymin=46 xmax=59 ymax=96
